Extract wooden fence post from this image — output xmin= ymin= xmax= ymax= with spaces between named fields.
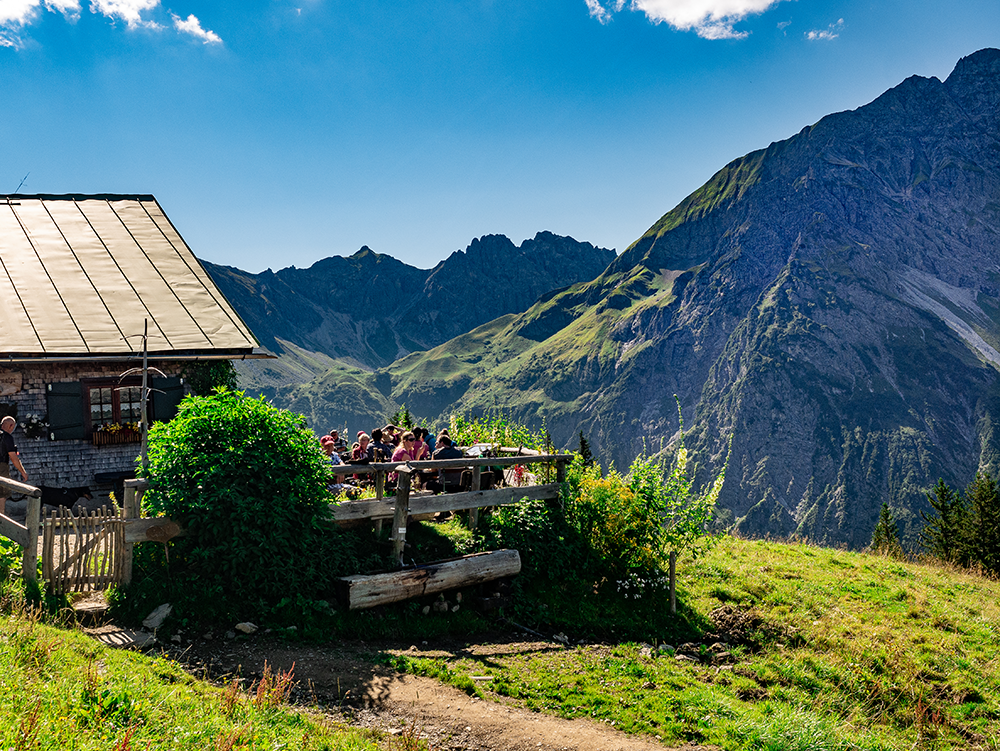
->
xmin=122 ymin=482 xmax=137 ymax=584
xmin=556 ymin=458 xmax=567 ymax=484
xmin=374 ymin=470 xmax=385 ymax=535
xmin=121 ymin=480 xmax=147 ymax=584
xmin=392 ymin=468 xmax=412 ymax=567
xmin=21 ymin=494 xmax=39 ymax=582
xmin=468 ymin=466 xmax=482 ymax=529
xmin=669 ymin=550 xmax=677 ymax=615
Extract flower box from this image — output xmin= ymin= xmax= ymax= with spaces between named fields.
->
xmin=92 ymin=428 xmax=141 ymax=446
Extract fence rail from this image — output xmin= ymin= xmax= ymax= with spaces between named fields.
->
xmin=0 ymin=452 xmax=573 ymax=590
xmin=0 ymin=475 xmax=41 ymax=581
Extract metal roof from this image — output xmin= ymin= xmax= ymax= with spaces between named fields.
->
xmin=0 ymin=194 xmax=260 ymax=360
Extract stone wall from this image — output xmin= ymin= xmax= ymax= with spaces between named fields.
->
xmin=0 ymin=361 xmax=189 ymax=497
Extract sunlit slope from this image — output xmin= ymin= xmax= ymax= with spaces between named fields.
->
xmin=376 ymin=49 xmax=1000 ymax=548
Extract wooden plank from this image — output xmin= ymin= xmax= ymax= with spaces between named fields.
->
xmin=0 ymin=476 xmax=41 ymax=498
xmin=123 ymin=478 xmax=150 ymax=491
xmin=21 ymin=495 xmax=39 ymax=582
xmin=123 ymin=518 xmax=185 ymax=544
xmin=330 ymin=454 xmax=571 ymax=477
xmin=331 ymin=499 xmax=396 ymax=522
xmin=408 ymin=483 xmax=560 ymax=516
xmin=0 ymin=513 xmax=28 ymax=547
xmin=406 ymin=454 xmax=569 ymax=470
xmin=330 ymin=483 xmax=561 ymax=524
xmin=336 ymin=549 xmax=521 ymax=610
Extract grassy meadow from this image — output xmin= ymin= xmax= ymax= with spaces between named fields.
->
xmin=0 ymin=603 xmax=384 ymax=751
xmin=386 ymin=535 xmax=1000 ymax=751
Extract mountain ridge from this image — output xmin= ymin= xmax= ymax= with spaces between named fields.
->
xmin=358 ymin=48 xmax=1000 ymax=548
xmin=203 ymin=231 xmax=616 ymax=392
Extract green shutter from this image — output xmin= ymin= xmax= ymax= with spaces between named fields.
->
xmin=47 ymin=382 xmax=85 ymax=440
xmin=152 ymin=377 xmax=185 ymax=423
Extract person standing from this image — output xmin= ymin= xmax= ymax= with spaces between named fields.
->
xmin=1 ymin=416 xmax=29 ymax=516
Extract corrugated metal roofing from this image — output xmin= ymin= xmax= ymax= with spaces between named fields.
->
xmin=0 ymin=195 xmax=259 ymax=358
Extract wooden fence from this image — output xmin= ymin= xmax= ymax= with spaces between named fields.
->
xmin=42 ymin=507 xmax=126 ymax=594
xmin=329 ymin=452 xmax=570 ymax=566
xmin=0 ymin=451 xmax=573 ymax=603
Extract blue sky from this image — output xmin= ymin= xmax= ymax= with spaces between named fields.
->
xmin=2 ymin=1 xmax=998 ymax=272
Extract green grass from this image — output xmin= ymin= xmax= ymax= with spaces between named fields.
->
xmin=0 ymin=604 xmax=386 ymax=750
xmin=381 ymin=536 xmax=1000 ymax=750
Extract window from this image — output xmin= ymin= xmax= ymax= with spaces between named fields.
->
xmin=86 ymin=381 xmax=144 ymax=430
xmin=82 ymin=378 xmax=146 ymax=433
xmin=47 ymin=376 xmax=185 ymax=442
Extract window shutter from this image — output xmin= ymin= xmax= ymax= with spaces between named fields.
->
xmin=47 ymin=382 xmax=85 ymax=440
xmin=152 ymin=377 xmax=185 ymax=423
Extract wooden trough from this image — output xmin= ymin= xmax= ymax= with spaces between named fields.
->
xmin=335 ymin=549 xmax=521 ymax=610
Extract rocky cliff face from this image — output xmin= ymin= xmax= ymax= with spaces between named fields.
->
xmin=373 ymin=49 xmax=1000 ymax=548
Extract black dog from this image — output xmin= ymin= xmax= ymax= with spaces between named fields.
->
xmin=39 ymin=485 xmax=93 ymax=508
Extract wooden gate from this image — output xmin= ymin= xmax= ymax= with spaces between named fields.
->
xmin=42 ymin=507 xmax=127 ymax=594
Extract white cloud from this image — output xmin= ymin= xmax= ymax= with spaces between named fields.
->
xmin=0 ymin=0 xmax=225 ymax=45
xmin=0 ymin=0 xmax=78 ymax=26
xmin=89 ymin=0 xmax=159 ymax=29
xmin=172 ymin=12 xmax=220 ymax=44
xmin=806 ymin=18 xmax=843 ymax=41
xmin=585 ymin=0 xmax=624 ymax=25
xmin=0 ymin=0 xmax=78 ymax=47
xmin=587 ymin=0 xmax=791 ymax=39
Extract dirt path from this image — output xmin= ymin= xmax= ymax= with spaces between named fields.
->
xmin=170 ymin=634 xmax=717 ymax=751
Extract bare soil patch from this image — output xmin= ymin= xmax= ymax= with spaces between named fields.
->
xmin=166 ymin=632 xmax=717 ymax=751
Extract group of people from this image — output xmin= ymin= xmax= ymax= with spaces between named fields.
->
xmin=317 ymin=423 xmax=466 ymax=495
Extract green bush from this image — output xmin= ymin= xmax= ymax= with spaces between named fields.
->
xmin=136 ymin=389 xmax=376 ymax=621
xmin=450 ymin=410 xmax=545 ymax=451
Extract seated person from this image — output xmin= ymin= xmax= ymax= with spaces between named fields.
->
xmin=369 ymin=428 xmax=394 ymax=462
xmin=426 ymin=434 xmax=465 ymax=493
xmin=328 ymin=429 xmax=349 ymax=455
xmin=383 ymin=425 xmax=401 ymax=447
xmin=321 ymin=435 xmax=355 ymax=496
xmin=389 ymin=431 xmax=416 ymax=484
xmin=411 ymin=427 xmax=430 ymax=461
xmin=391 ymin=432 xmax=416 ymax=463
xmin=352 ymin=433 xmax=373 ymax=462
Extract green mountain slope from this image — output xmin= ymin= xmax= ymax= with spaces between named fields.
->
xmin=203 ymin=232 xmax=616 ymax=397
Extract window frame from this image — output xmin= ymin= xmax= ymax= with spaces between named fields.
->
xmin=80 ymin=377 xmax=148 ymax=435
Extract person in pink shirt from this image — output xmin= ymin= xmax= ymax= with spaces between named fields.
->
xmin=410 ymin=427 xmax=430 ymax=461
xmin=389 ymin=431 xmax=416 ymax=485
xmin=391 ymin=432 xmax=416 ymax=463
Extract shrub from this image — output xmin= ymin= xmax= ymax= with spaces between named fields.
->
xmin=137 ymin=389 xmax=368 ymax=620
xmin=568 ymin=444 xmax=724 ymax=584
xmin=450 ymin=410 xmax=544 ymax=452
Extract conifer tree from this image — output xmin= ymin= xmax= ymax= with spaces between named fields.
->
xmin=964 ymin=471 xmax=1000 ymax=575
xmin=920 ymin=478 xmax=966 ymax=563
xmin=577 ymin=431 xmax=594 ymax=466
xmin=870 ymin=502 xmax=903 ymax=558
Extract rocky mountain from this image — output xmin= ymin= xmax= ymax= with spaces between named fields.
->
xmin=203 ymin=232 xmax=615 ymax=392
xmin=305 ymin=48 xmax=1000 ymax=548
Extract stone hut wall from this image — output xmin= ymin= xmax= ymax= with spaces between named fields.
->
xmin=0 ymin=361 xmax=189 ymax=497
